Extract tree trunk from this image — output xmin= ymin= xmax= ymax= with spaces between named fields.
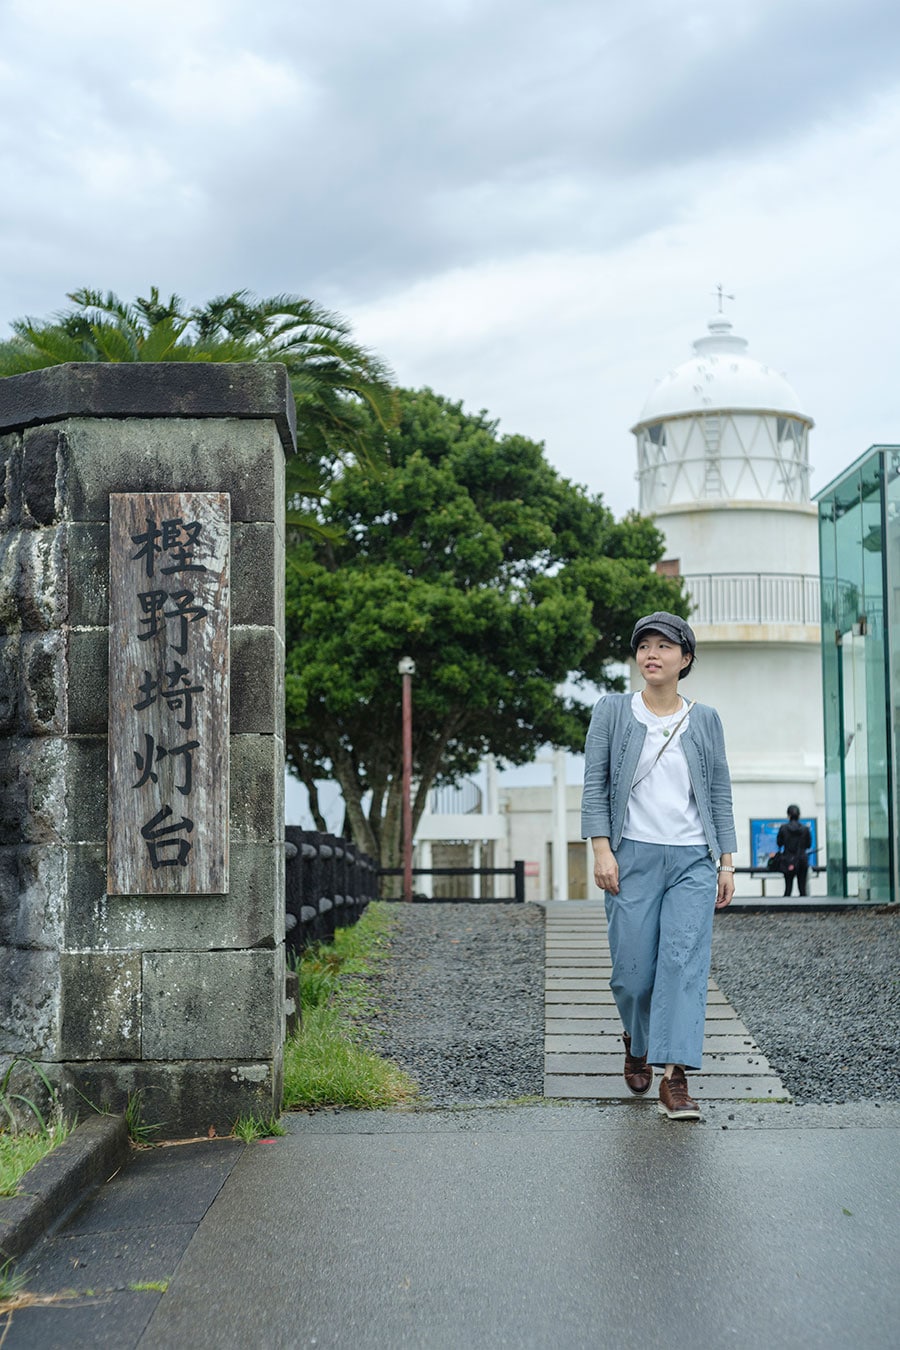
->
xmin=329 ymin=742 xmax=379 ymax=860
xmin=301 ymin=773 xmax=328 ymax=833
xmin=380 ymin=769 xmax=404 ymax=870
xmin=411 ymin=724 xmax=458 ymax=834
xmin=323 ymin=715 xmax=468 ymax=899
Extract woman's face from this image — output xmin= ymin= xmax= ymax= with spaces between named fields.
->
xmin=635 ymin=633 xmax=691 ymax=685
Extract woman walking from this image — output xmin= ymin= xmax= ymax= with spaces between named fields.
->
xmin=581 ymin=612 xmax=737 ymax=1121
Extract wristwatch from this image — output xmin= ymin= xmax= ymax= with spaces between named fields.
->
xmin=717 ymin=865 xmax=736 ymax=873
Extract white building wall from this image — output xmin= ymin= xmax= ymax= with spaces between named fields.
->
xmin=657 ymin=502 xmax=819 ymax=577
xmin=499 ymin=785 xmax=583 ymax=902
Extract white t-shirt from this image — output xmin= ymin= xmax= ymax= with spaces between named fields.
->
xmin=622 ymin=692 xmax=707 ymax=846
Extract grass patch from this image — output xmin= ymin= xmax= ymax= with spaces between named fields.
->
xmin=0 ymin=1058 xmax=72 ymax=1198
xmin=283 ymin=1006 xmax=417 ymax=1109
xmin=0 ymin=1258 xmax=28 ymax=1302
xmin=0 ymin=1120 xmax=72 ymax=1197
xmin=1 ymin=1057 xmax=58 ymax=1133
xmin=283 ymin=903 xmax=419 ymax=1111
xmin=124 ymin=1090 xmax=161 ymax=1146
xmin=231 ymin=1114 xmax=287 ymax=1143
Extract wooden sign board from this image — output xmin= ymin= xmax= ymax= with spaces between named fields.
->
xmin=108 ymin=492 xmax=230 ymax=895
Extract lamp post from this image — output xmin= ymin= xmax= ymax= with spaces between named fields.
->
xmin=398 ymin=656 xmax=416 ymax=902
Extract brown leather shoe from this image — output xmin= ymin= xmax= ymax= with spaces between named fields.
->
xmin=622 ymin=1033 xmax=653 ymax=1095
xmin=658 ymin=1066 xmax=700 ymax=1120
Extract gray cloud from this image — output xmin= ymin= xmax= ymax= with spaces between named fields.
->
xmin=1 ymin=0 xmax=898 ymax=325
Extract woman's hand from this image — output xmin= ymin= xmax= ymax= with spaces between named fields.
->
xmin=592 ymin=839 xmax=619 ymax=895
xmin=715 ymin=858 xmax=735 ymax=909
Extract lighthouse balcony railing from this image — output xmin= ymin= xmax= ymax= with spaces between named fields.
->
xmin=681 ymin=572 xmax=821 ymax=626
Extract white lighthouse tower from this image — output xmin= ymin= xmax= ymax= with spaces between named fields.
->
xmin=631 ymin=305 xmax=824 ymax=874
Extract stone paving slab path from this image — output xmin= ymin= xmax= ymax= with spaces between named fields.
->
xmin=543 ymin=900 xmax=790 ymax=1103
xmin=7 ymin=1106 xmax=897 ymax=1350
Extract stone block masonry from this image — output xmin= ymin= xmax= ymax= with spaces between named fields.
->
xmin=0 ymin=364 xmax=292 ymax=1136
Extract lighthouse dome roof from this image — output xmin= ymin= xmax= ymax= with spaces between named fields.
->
xmin=633 ymin=317 xmax=811 ymax=429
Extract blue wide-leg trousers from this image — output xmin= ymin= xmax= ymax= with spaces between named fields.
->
xmin=603 ymin=838 xmax=717 ymax=1071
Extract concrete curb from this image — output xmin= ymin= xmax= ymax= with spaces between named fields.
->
xmin=0 ymin=1113 xmax=130 ymax=1266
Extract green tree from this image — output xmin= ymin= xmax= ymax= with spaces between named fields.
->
xmin=0 ymin=287 xmax=396 ymax=508
xmin=285 ymin=387 xmax=687 ymax=865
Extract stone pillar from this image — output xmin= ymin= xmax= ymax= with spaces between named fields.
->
xmin=0 ymin=363 xmax=292 ymax=1136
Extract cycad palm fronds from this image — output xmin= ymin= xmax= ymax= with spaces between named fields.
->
xmin=188 ymin=290 xmax=398 ymax=457
xmin=4 ymin=287 xmax=192 ymax=368
xmin=0 ymin=287 xmax=396 ymax=535
xmin=0 ymin=286 xmax=397 ymax=468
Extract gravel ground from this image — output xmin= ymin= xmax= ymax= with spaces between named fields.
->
xmin=358 ymin=901 xmax=898 ymax=1108
xmin=710 ymin=907 xmax=899 ymax=1104
xmin=363 ymin=902 xmax=546 ymax=1106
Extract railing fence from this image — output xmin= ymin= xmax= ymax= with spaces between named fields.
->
xmin=378 ymin=862 xmax=526 ymax=903
xmin=284 ymin=827 xmax=378 ymax=955
xmin=682 ymin=572 xmax=820 ymax=625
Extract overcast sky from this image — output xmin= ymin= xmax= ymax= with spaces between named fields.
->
xmin=4 ymin=0 xmax=896 ymax=824
xmin=3 ymin=0 xmax=900 ymax=520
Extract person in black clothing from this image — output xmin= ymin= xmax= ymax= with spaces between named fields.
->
xmin=777 ymin=804 xmax=812 ymax=896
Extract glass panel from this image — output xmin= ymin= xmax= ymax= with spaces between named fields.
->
xmin=819 ymin=493 xmax=845 ymax=895
xmin=859 ymin=455 xmax=891 ymax=901
xmin=834 ymin=469 xmax=866 ymax=896
xmin=884 ymin=449 xmax=900 ymax=903
xmin=826 ymin=454 xmax=892 ymax=901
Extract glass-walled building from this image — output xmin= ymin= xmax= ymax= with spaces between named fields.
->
xmin=816 ymin=446 xmax=900 ymax=903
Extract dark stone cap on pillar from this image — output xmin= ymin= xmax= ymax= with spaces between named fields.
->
xmin=0 ymin=362 xmax=297 ymax=456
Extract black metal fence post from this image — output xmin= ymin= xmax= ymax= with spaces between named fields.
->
xmin=514 ymin=859 xmax=525 ymax=903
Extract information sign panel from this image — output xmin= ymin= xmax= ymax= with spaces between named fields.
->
xmin=750 ymin=817 xmax=818 ymax=869
xmin=108 ymin=492 xmax=230 ymax=894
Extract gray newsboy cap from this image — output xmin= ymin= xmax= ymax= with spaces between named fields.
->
xmin=630 ymin=611 xmax=696 ymax=655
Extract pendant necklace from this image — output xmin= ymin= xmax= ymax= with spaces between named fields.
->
xmin=645 ymin=696 xmax=682 ymax=738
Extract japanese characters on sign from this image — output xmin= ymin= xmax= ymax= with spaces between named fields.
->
xmin=108 ymin=493 xmax=230 ymax=895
